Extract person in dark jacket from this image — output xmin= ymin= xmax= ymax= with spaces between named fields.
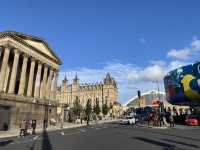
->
xmin=31 ymin=120 xmax=37 ymax=135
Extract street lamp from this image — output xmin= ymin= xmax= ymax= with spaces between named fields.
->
xmin=152 ymin=80 xmax=161 ymax=102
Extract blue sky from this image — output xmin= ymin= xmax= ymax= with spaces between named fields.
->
xmin=1 ymin=0 xmax=200 ymax=104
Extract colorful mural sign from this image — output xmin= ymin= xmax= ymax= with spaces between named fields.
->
xmin=164 ymin=61 xmax=200 ymax=105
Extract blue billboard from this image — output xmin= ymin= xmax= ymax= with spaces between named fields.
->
xmin=164 ymin=62 xmax=200 ymax=105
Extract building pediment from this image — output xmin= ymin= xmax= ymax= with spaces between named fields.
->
xmin=0 ymin=31 xmax=62 ymax=65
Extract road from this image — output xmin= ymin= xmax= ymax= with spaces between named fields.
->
xmin=0 ymin=122 xmax=200 ymax=150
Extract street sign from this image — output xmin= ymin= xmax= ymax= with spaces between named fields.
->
xmin=57 ymin=107 xmax=62 ymax=114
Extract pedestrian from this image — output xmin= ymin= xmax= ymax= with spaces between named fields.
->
xmin=24 ymin=120 xmax=29 ymax=136
xmin=19 ymin=120 xmax=26 ymax=137
xmin=147 ymin=112 xmax=153 ymax=126
xmin=60 ymin=118 xmax=64 ymax=135
xmin=169 ymin=111 xmax=175 ymax=127
xmin=43 ymin=119 xmax=47 ymax=129
xmin=31 ymin=120 xmax=37 ymax=135
xmin=153 ymin=114 xmax=158 ymax=127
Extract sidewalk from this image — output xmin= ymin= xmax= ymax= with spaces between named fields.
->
xmin=0 ymin=119 xmax=120 ymax=139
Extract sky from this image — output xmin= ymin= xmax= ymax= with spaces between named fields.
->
xmin=1 ymin=0 xmax=200 ymax=104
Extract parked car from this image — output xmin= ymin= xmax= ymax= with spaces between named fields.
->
xmin=185 ymin=115 xmax=200 ymax=126
xmin=121 ymin=116 xmax=136 ymax=125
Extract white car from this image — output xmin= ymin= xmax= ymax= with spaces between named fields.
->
xmin=122 ymin=116 xmax=136 ymax=125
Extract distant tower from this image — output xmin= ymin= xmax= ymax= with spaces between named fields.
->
xmin=72 ymin=73 xmax=80 ymax=101
xmin=103 ymin=73 xmax=118 ymax=106
xmin=104 ymin=73 xmax=112 ymax=85
xmin=73 ymin=73 xmax=79 ymax=85
xmin=61 ymin=74 xmax=68 ymax=104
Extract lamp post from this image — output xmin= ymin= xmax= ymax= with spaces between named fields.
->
xmin=152 ymin=80 xmax=160 ymax=101
xmin=152 ymin=80 xmax=164 ymax=126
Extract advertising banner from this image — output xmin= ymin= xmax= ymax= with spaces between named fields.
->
xmin=164 ymin=62 xmax=200 ymax=105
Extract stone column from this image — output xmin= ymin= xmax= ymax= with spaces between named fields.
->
xmin=0 ymin=47 xmax=10 ymax=91
xmin=3 ymin=64 xmax=11 ymax=92
xmin=53 ymin=71 xmax=58 ymax=100
xmin=18 ymin=54 xmax=28 ymax=95
xmin=27 ymin=58 xmax=36 ymax=97
xmin=40 ymin=64 xmax=48 ymax=99
xmin=0 ymin=47 xmax=2 ymax=57
xmin=46 ymin=69 xmax=53 ymax=99
xmin=8 ymin=49 xmax=20 ymax=94
xmin=34 ymin=61 xmax=42 ymax=98
xmin=50 ymin=71 xmax=58 ymax=100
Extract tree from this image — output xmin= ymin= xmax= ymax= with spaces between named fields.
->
xmin=85 ymin=99 xmax=92 ymax=125
xmin=73 ymin=96 xmax=82 ymax=119
xmin=102 ymin=101 xmax=109 ymax=117
xmin=94 ymin=98 xmax=101 ymax=116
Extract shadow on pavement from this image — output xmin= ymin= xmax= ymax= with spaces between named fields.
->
xmin=28 ymin=129 xmax=53 ymax=150
xmin=0 ymin=139 xmax=13 ymax=146
xmin=27 ymin=140 xmax=37 ymax=150
xmin=141 ymin=129 xmax=200 ymax=142
xmin=42 ymin=129 xmax=53 ymax=150
xmin=134 ymin=137 xmax=187 ymax=150
xmin=161 ymin=138 xmax=200 ymax=149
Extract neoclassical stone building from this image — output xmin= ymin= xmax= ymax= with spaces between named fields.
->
xmin=0 ymin=31 xmax=62 ymax=130
xmin=57 ymin=73 xmax=118 ymax=109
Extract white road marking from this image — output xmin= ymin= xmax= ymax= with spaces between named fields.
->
xmin=4 ymin=128 xmax=87 ymax=145
xmin=77 ymin=129 xmax=86 ymax=133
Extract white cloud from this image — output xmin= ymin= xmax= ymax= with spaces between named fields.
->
xmin=167 ymin=48 xmax=191 ymax=60
xmin=167 ymin=39 xmax=200 ymax=60
xmin=191 ymin=39 xmax=200 ymax=49
xmin=127 ymin=65 xmax=165 ymax=83
xmin=149 ymin=60 xmax=166 ymax=66
xmin=167 ymin=60 xmax=188 ymax=71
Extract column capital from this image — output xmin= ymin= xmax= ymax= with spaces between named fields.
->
xmin=30 ymin=57 xmax=36 ymax=62
xmin=43 ymin=63 xmax=49 ymax=68
xmin=37 ymin=60 xmax=43 ymax=65
xmin=23 ymin=53 xmax=29 ymax=58
xmin=49 ymin=69 xmax=54 ymax=74
xmin=13 ymin=48 xmax=20 ymax=54
xmin=3 ymin=42 xmax=12 ymax=48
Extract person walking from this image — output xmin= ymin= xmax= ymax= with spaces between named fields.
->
xmin=31 ymin=120 xmax=37 ymax=135
xmin=24 ymin=120 xmax=29 ymax=136
xmin=169 ymin=111 xmax=175 ymax=127
xmin=60 ymin=115 xmax=64 ymax=135
xmin=19 ymin=120 xmax=26 ymax=137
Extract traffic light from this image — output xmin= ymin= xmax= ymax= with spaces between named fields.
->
xmin=137 ymin=90 xmax=141 ymax=99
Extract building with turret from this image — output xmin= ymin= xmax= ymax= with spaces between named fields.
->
xmin=57 ymin=73 xmax=118 ymax=109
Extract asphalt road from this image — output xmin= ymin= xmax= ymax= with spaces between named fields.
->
xmin=0 ymin=122 xmax=200 ymax=150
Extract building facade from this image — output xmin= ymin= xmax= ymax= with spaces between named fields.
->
xmin=0 ymin=31 xmax=62 ymax=130
xmin=126 ymin=90 xmax=189 ymax=114
xmin=57 ymin=73 xmax=118 ymax=109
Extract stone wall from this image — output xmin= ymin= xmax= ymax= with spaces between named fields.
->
xmin=0 ymin=94 xmax=57 ymax=130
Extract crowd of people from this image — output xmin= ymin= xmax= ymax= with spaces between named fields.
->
xmin=124 ymin=106 xmax=193 ymax=127
xmin=146 ymin=108 xmax=175 ymax=127
xmin=19 ymin=119 xmax=36 ymax=137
